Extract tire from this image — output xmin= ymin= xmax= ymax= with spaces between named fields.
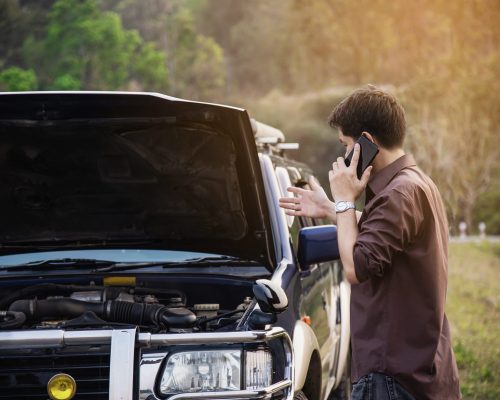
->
xmin=293 ymin=390 xmax=309 ymax=400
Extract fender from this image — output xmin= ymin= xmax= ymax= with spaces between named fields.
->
xmin=293 ymin=320 xmax=321 ymax=391
xmin=334 ymin=280 xmax=351 ymax=385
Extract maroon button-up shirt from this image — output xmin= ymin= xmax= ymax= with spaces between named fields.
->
xmin=351 ymin=154 xmax=461 ymax=399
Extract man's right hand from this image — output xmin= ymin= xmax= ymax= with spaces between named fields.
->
xmin=278 ymin=176 xmax=336 ymax=223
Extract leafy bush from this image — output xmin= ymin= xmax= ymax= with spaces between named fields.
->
xmin=0 ymin=67 xmax=37 ymax=91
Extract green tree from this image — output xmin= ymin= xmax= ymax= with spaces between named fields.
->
xmin=0 ymin=67 xmax=37 ymax=91
xmin=101 ymin=0 xmax=224 ymax=99
xmin=164 ymin=4 xmax=225 ymax=100
xmin=53 ymin=74 xmax=81 ymax=90
xmin=0 ymin=0 xmax=54 ymax=67
xmin=24 ymin=0 xmax=168 ymax=91
xmin=132 ymin=42 xmax=169 ymax=91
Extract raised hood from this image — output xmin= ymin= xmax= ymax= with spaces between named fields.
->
xmin=0 ymin=92 xmax=274 ymax=267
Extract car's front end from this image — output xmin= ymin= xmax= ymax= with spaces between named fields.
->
xmin=1 ymin=323 xmax=293 ymax=399
xmin=0 ymin=92 xmax=294 ymax=400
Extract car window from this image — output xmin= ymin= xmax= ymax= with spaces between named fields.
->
xmin=275 ymin=166 xmax=295 ymax=228
xmin=296 ymin=182 xmax=315 ymax=228
xmin=275 ymin=166 xmax=329 ymax=253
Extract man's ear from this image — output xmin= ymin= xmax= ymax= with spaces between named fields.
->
xmin=361 ymin=131 xmax=377 ymax=144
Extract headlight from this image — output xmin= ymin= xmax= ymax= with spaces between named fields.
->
xmin=245 ymin=350 xmax=272 ymax=389
xmin=159 ymin=349 xmax=273 ymax=395
xmin=160 ymin=349 xmax=241 ymax=394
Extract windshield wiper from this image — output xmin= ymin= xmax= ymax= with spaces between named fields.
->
xmin=0 ymin=237 xmax=157 ymax=250
xmin=2 ymin=256 xmax=260 ymax=273
xmin=93 ymin=256 xmax=260 ymax=273
xmin=3 ymin=258 xmax=116 ymax=271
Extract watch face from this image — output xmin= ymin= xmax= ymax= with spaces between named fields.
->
xmin=336 ymin=201 xmax=354 ymax=212
xmin=336 ymin=201 xmax=347 ymax=211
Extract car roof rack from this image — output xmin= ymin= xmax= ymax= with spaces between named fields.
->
xmin=250 ymin=118 xmax=299 ymax=155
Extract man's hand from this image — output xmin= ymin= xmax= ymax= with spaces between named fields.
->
xmin=329 ymin=143 xmax=372 ymax=202
xmin=330 ymin=143 xmax=373 ymax=285
xmin=278 ymin=176 xmax=336 ymax=222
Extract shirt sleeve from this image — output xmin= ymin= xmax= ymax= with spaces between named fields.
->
xmin=353 ymin=189 xmax=424 ymax=282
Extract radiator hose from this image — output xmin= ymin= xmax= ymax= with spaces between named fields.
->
xmin=8 ymin=298 xmax=196 ymax=329
xmin=0 ymin=310 xmax=26 ymax=329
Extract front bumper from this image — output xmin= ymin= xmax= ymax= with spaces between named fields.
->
xmin=0 ymin=327 xmax=294 ymax=400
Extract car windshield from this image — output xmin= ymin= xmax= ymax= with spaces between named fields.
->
xmin=0 ymin=249 xmax=221 ymax=268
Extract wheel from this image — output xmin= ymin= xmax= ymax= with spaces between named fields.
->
xmin=293 ymin=390 xmax=309 ymax=400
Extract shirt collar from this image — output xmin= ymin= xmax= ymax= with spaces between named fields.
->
xmin=368 ymin=154 xmax=416 ymax=195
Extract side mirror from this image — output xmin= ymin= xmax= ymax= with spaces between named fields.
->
xmin=297 ymin=225 xmax=340 ymax=270
xmin=249 ymin=279 xmax=288 ymax=329
xmin=252 ymin=279 xmax=288 ymax=314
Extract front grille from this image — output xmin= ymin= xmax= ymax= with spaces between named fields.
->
xmin=0 ymin=344 xmax=110 ymax=399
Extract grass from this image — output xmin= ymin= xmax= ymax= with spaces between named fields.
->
xmin=447 ymin=241 xmax=500 ymax=399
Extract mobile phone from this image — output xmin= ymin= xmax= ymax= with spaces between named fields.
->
xmin=344 ymin=135 xmax=379 ymax=179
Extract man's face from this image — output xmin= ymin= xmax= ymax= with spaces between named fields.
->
xmin=338 ymin=131 xmax=357 ymax=157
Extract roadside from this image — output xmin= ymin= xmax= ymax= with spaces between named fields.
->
xmin=449 ymin=236 xmax=500 ymax=243
xmin=447 ymin=241 xmax=500 ymax=399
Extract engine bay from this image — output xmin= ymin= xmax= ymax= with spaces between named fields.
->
xmin=0 ymin=279 xmax=255 ymax=333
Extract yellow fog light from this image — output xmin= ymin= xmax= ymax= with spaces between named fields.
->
xmin=47 ymin=373 xmax=76 ymax=400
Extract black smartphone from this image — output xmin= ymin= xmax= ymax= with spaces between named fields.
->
xmin=344 ymin=135 xmax=379 ymax=179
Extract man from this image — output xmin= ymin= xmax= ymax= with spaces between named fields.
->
xmin=279 ymin=86 xmax=460 ymax=400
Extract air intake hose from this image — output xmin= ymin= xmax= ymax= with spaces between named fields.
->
xmin=0 ymin=310 xmax=26 ymax=329
xmin=9 ymin=298 xmax=196 ymax=328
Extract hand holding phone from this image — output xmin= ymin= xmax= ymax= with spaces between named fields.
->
xmin=344 ymin=136 xmax=379 ymax=179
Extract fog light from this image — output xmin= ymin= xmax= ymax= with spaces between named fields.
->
xmin=47 ymin=373 xmax=76 ymax=400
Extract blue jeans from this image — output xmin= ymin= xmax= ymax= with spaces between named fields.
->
xmin=351 ymin=373 xmax=416 ymax=400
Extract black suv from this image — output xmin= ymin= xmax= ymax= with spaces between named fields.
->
xmin=0 ymin=92 xmax=350 ymax=400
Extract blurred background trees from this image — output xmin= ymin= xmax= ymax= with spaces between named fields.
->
xmin=0 ymin=0 xmax=498 ymax=233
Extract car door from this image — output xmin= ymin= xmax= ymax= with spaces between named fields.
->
xmin=298 ymin=187 xmax=342 ymax=396
xmin=303 ymin=182 xmax=344 ymax=395
xmin=277 ymin=166 xmax=337 ymax=395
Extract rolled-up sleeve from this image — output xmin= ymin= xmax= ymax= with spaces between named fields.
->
xmin=353 ymin=189 xmax=423 ymax=282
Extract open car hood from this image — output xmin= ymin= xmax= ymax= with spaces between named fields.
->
xmin=0 ymin=92 xmax=274 ymax=268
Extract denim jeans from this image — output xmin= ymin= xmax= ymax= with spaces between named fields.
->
xmin=351 ymin=373 xmax=416 ymax=400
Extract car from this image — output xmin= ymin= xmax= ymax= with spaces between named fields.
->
xmin=0 ymin=91 xmax=351 ymax=400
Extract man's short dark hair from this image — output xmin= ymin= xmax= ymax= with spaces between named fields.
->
xmin=328 ymin=85 xmax=406 ymax=149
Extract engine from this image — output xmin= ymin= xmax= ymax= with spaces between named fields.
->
xmin=0 ymin=283 xmax=252 ymax=333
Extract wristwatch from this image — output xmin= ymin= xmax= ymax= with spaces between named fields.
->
xmin=335 ymin=201 xmax=356 ymax=213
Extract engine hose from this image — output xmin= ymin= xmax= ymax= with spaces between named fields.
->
xmin=9 ymin=298 xmax=105 ymax=319
xmin=9 ymin=298 xmax=196 ymax=328
xmin=0 ymin=283 xmax=186 ymax=309
xmin=0 ymin=310 xmax=26 ymax=329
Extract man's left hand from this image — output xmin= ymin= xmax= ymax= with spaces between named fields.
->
xmin=329 ymin=143 xmax=372 ymax=202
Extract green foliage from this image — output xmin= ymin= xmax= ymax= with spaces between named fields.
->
xmin=132 ymin=42 xmax=168 ymax=92
xmin=23 ymin=0 xmax=168 ymax=91
xmin=453 ymin=341 xmax=476 ymax=369
xmin=447 ymin=242 xmax=500 ymax=399
xmin=0 ymin=67 xmax=37 ymax=91
xmin=0 ymin=0 xmax=498 ymax=230
xmin=98 ymin=0 xmax=224 ymax=99
xmin=186 ymin=35 xmax=224 ymax=98
xmin=53 ymin=74 xmax=81 ymax=90
xmin=474 ymin=173 xmax=500 ymax=235
xmin=164 ymin=4 xmax=225 ymax=100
